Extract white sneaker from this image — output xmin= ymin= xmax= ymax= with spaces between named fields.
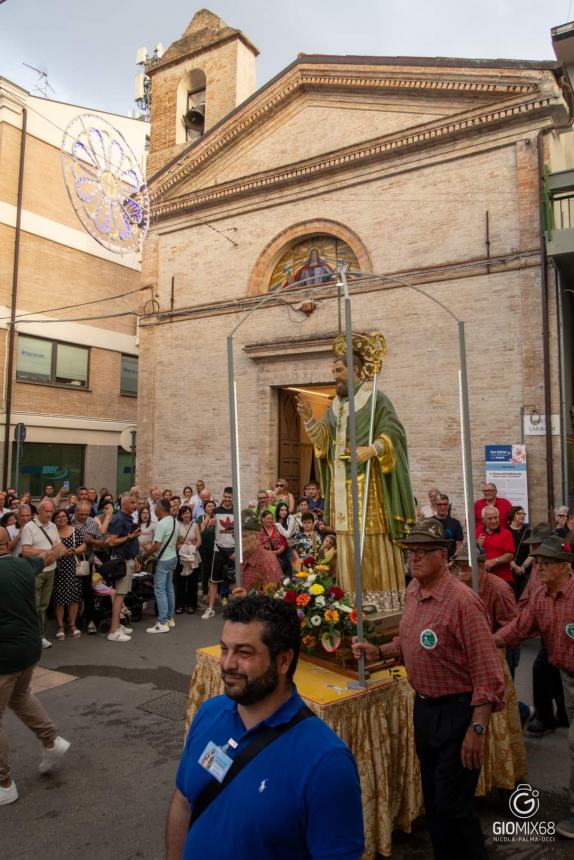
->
xmin=107 ymin=629 xmax=131 ymax=642
xmin=39 ymin=737 xmax=71 ymax=774
xmin=120 ymin=624 xmax=133 ymax=635
xmin=167 ymin=618 xmax=175 ymax=628
xmin=42 ymin=638 xmax=52 ymax=649
xmin=201 ymin=608 xmax=216 ymax=620
xmin=87 ymin=621 xmax=97 ymax=635
xmin=146 ymin=622 xmax=170 ymax=634
xmin=0 ymin=781 xmax=18 ymax=805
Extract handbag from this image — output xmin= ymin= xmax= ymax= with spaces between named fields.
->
xmin=188 ymin=705 xmax=313 ymax=830
xmin=178 ymin=522 xmax=197 ymax=569
xmin=147 ymin=516 xmax=176 ymax=576
xmin=73 ymin=529 xmax=91 ymax=576
xmin=99 ymin=557 xmax=127 ymax=585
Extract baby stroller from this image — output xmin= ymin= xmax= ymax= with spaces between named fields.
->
xmin=129 ymin=568 xmax=155 ymax=622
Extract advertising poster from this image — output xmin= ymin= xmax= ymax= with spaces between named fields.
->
xmin=485 ymin=444 xmax=529 ymax=521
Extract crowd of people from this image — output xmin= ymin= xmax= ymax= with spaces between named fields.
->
xmin=0 ymin=477 xmax=338 ymax=646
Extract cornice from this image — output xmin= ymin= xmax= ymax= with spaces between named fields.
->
xmin=151 ymin=91 xmax=561 ymax=222
xmin=148 ymin=66 xmax=541 ymax=201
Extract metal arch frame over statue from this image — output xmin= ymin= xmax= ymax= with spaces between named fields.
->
xmin=225 ymin=265 xmax=478 ymax=690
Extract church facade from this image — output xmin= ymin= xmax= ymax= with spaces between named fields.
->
xmin=137 ymin=9 xmax=573 ymax=522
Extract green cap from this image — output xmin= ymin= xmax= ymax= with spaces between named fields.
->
xmin=532 ymin=535 xmax=573 ymax=562
xmin=403 ymin=518 xmax=451 ymax=547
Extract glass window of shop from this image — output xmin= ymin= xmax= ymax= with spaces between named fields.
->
xmin=12 ymin=443 xmax=84 ymax=498
xmin=120 ymin=355 xmax=138 ymax=396
xmin=116 ymin=448 xmax=135 ymax=495
xmin=16 ymin=335 xmax=89 ymax=388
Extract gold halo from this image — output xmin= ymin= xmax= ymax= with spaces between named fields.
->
xmin=332 ymin=331 xmax=386 ymax=380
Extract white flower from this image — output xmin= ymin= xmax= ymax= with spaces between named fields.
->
xmin=305 ymin=574 xmax=317 ymax=585
xmin=283 ymin=577 xmax=291 ymax=587
xmin=339 ymin=604 xmax=353 ymax=614
xmin=310 ymin=615 xmax=322 ymax=626
xmin=315 ymin=596 xmax=326 ymax=607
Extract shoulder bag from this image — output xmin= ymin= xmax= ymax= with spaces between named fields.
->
xmin=188 ymin=704 xmax=313 ymax=830
xmin=148 ymin=516 xmax=177 ymax=576
xmin=74 ymin=529 xmax=91 ymax=577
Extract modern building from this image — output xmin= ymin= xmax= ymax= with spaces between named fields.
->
xmin=137 ymin=9 xmax=573 ymax=521
xmin=0 ymin=77 xmax=148 ymax=497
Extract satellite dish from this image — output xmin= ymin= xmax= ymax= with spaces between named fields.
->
xmin=120 ymin=426 xmax=137 ymax=454
xmin=60 ymin=114 xmax=149 ymax=255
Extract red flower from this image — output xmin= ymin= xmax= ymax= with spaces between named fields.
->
xmin=303 ymin=556 xmax=316 ymax=568
xmin=349 ymin=608 xmax=365 ymax=624
xmin=284 ymin=590 xmax=298 ymax=604
xmin=328 ymin=586 xmax=344 ymax=599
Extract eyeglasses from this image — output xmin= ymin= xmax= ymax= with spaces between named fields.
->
xmin=275 ymin=483 xmax=285 ymax=488
xmin=407 ymin=547 xmax=440 ymax=558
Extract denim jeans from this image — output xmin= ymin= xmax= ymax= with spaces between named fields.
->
xmin=154 ymin=557 xmax=176 ymax=624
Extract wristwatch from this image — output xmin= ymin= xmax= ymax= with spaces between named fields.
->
xmin=471 ymin=722 xmax=486 ymax=736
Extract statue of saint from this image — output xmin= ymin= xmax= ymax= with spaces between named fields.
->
xmin=296 ymin=333 xmax=415 ymax=611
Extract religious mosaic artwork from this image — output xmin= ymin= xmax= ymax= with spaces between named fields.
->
xmin=269 ymin=234 xmax=361 ymax=291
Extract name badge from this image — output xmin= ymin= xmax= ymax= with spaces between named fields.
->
xmin=198 ymin=741 xmax=233 ymax=783
xmin=420 ymin=628 xmax=438 ymax=650
xmin=565 ymin=623 xmax=574 ymax=640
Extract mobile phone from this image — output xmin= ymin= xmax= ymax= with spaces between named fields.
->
xmin=63 ymin=480 xmax=70 ymax=491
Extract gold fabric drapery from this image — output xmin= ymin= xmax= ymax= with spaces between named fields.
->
xmin=186 ymin=646 xmax=527 ymax=858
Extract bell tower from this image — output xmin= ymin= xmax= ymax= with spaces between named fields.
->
xmin=146 ymin=9 xmax=258 ymax=177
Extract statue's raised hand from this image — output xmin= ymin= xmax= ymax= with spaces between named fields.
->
xmin=295 ymin=396 xmax=312 ymax=421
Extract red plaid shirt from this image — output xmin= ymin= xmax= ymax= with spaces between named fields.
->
xmin=479 ymin=572 xmax=518 ymax=632
xmin=497 ymin=574 xmax=574 ymax=672
xmin=517 ymin=567 xmax=545 ymax=609
xmin=394 ymin=571 xmax=505 ymax=710
xmin=241 ymin=546 xmax=283 ymax=592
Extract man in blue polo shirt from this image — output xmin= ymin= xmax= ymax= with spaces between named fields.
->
xmin=166 ymin=595 xmax=364 ymax=860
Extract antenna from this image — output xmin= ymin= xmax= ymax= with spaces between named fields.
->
xmin=133 ymin=41 xmax=163 ymax=122
xmin=22 ymin=63 xmax=55 ymax=97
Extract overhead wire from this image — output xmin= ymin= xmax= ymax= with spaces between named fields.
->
xmin=0 ymin=285 xmax=150 ymax=323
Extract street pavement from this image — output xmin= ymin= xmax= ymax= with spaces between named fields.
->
xmin=1 ymin=604 xmax=571 ymax=859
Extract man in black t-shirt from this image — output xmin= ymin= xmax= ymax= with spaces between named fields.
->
xmin=0 ymin=528 xmax=70 ymax=806
xmin=432 ymin=494 xmax=464 ymax=561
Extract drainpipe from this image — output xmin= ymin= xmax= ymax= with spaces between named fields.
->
xmin=537 ymin=128 xmax=555 ymax=520
xmin=2 ymin=107 xmax=27 ymax=488
xmin=556 ymin=270 xmax=569 ymax=505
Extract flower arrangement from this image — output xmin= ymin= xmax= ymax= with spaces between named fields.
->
xmin=262 ymin=565 xmax=366 ymax=654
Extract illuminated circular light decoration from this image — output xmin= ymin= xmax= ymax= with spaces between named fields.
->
xmin=61 ymin=113 xmax=149 ymax=255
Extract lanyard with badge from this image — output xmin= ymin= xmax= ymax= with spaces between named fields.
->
xmin=198 ymin=737 xmax=238 ymax=783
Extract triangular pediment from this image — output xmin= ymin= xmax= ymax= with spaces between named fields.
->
xmin=149 ymin=56 xmax=565 ymax=211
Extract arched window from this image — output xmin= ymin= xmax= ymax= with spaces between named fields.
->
xmin=176 ymin=69 xmax=206 ymax=144
xmin=269 ymin=234 xmax=361 ymax=291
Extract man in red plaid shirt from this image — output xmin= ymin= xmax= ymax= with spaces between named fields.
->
xmin=495 ymin=535 xmax=574 ymax=840
xmin=353 ymin=519 xmax=504 ymax=859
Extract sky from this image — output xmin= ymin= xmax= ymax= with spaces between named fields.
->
xmin=1 ymin=0 xmax=573 ymax=116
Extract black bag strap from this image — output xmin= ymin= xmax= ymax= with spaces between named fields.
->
xmin=189 ymin=704 xmax=313 ymax=830
xmin=34 ymin=521 xmax=53 ymax=546
xmin=156 ymin=516 xmax=176 ymax=562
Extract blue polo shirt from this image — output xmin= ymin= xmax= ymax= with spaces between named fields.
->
xmin=176 ymin=686 xmax=364 ymax=860
xmin=107 ymin=511 xmax=139 ymax=559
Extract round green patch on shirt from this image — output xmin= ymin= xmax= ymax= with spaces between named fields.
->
xmin=420 ymin=628 xmax=438 ymax=650
xmin=565 ymin=623 xmax=574 ymax=640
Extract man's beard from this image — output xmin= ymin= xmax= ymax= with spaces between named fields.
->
xmin=222 ymin=660 xmax=280 ymax=706
xmin=335 ymin=380 xmax=348 ymax=397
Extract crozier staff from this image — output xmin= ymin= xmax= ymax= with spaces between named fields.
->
xmin=352 ymin=519 xmax=504 ymax=859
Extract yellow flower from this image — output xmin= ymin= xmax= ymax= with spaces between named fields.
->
xmin=324 ymin=609 xmax=340 ymax=623
xmin=295 ymin=572 xmax=309 ymax=579
xmin=315 ymin=564 xmax=330 ymax=572
xmin=309 ymin=583 xmax=325 ymax=595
